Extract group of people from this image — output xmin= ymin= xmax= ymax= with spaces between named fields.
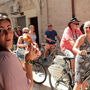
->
xmin=13 ymin=24 xmax=37 ymax=48
xmin=44 ymin=17 xmax=90 ymax=90
xmin=0 ymin=12 xmax=90 ymax=90
xmin=16 ymin=25 xmax=37 ymax=62
xmin=60 ymin=18 xmax=90 ymax=90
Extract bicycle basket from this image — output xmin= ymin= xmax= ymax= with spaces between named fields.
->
xmin=53 ymin=55 xmax=65 ymax=66
xmin=48 ymin=64 xmax=64 ymax=81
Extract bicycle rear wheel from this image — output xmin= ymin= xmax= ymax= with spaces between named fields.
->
xmin=32 ymin=61 xmax=47 ymax=84
xmin=49 ymin=71 xmax=72 ymax=90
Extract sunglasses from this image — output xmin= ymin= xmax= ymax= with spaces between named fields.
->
xmin=73 ymin=23 xmax=79 ymax=25
xmin=0 ymin=28 xmax=12 ymax=34
xmin=85 ymin=27 xmax=90 ymax=29
xmin=23 ymin=32 xmax=28 ymax=33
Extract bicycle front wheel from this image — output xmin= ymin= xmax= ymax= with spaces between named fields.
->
xmin=32 ymin=61 xmax=47 ymax=84
xmin=49 ymin=71 xmax=72 ymax=90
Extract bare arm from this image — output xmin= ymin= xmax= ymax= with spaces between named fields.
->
xmin=24 ymin=44 xmax=41 ymax=90
xmin=17 ymin=36 xmax=27 ymax=48
xmin=56 ymin=35 xmax=61 ymax=42
xmin=73 ymin=35 xmax=87 ymax=55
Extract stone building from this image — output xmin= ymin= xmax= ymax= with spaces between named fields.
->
xmin=0 ymin=0 xmax=90 ymax=44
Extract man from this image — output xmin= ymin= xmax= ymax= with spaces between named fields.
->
xmin=44 ymin=24 xmax=60 ymax=61
xmin=60 ymin=17 xmax=82 ymax=72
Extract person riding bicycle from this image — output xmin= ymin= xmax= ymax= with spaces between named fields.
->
xmin=44 ymin=24 xmax=61 ymax=62
xmin=60 ymin=17 xmax=82 ymax=72
xmin=73 ymin=21 xmax=90 ymax=90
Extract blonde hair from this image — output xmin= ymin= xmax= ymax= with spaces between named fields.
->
xmin=84 ymin=21 xmax=90 ymax=28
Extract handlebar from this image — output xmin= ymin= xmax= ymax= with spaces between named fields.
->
xmin=63 ymin=51 xmax=90 ymax=61
xmin=87 ymin=51 xmax=90 ymax=54
xmin=62 ymin=56 xmax=74 ymax=61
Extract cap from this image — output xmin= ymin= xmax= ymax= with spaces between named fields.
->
xmin=70 ymin=17 xmax=80 ymax=23
xmin=68 ymin=17 xmax=80 ymax=26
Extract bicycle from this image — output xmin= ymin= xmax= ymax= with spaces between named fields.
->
xmin=48 ymin=52 xmax=90 ymax=90
xmin=48 ymin=55 xmax=74 ymax=90
xmin=79 ymin=51 xmax=90 ymax=90
xmin=29 ymin=60 xmax=47 ymax=84
xmin=38 ymin=40 xmax=61 ymax=66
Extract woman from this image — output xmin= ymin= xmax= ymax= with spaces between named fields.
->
xmin=29 ymin=25 xmax=37 ymax=43
xmin=16 ymin=27 xmax=29 ymax=62
xmin=73 ymin=21 xmax=90 ymax=90
xmin=13 ymin=26 xmax=22 ymax=44
xmin=0 ymin=13 xmax=41 ymax=90
xmin=60 ymin=17 xmax=82 ymax=73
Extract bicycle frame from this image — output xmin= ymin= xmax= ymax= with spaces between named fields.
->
xmin=48 ymin=55 xmax=75 ymax=90
xmin=82 ymin=69 xmax=90 ymax=84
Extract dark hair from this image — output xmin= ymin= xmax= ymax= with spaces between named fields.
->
xmin=80 ymin=24 xmax=84 ymax=34
xmin=0 ymin=45 xmax=9 ymax=51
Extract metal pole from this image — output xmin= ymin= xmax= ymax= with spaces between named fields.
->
xmin=71 ymin=0 xmax=75 ymax=18
xmin=46 ymin=0 xmax=49 ymax=24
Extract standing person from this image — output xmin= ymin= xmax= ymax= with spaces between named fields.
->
xmin=17 ymin=26 xmax=22 ymax=36
xmin=73 ymin=21 xmax=90 ymax=90
xmin=13 ymin=26 xmax=22 ymax=44
xmin=0 ymin=13 xmax=41 ymax=90
xmin=60 ymin=17 xmax=82 ymax=72
xmin=28 ymin=25 xmax=37 ymax=43
xmin=16 ymin=27 xmax=29 ymax=62
xmin=13 ymin=27 xmax=17 ymax=50
xmin=44 ymin=24 xmax=60 ymax=61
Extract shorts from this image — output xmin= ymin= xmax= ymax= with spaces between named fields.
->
xmin=75 ymin=54 xmax=90 ymax=83
xmin=45 ymin=43 xmax=55 ymax=50
xmin=16 ymin=48 xmax=26 ymax=63
xmin=62 ymin=49 xmax=74 ymax=58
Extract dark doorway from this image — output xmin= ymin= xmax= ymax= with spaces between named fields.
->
xmin=30 ymin=17 xmax=39 ymax=45
xmin=17 ymin=16 xmax=26 ymax=29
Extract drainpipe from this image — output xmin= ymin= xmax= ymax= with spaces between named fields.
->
xmin=46 ymin=0 xmax=49 ymax=24
xmin=71 ymin=0 xmax=75 ymax=18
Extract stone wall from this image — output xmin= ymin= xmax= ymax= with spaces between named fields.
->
xmin=0 ymin=0 xmax=90 ymax=43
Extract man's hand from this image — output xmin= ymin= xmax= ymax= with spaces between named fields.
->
xmin=48 ymin=38 xmax=53 ymax=42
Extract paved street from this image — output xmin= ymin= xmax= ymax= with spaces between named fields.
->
xmin=32 ymin=66 xmax=51 ymax=90
xmin=32 ymin=67 xmax=70 ymax=90
xmin=32 ymin=75 xmax=51 ymax=90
